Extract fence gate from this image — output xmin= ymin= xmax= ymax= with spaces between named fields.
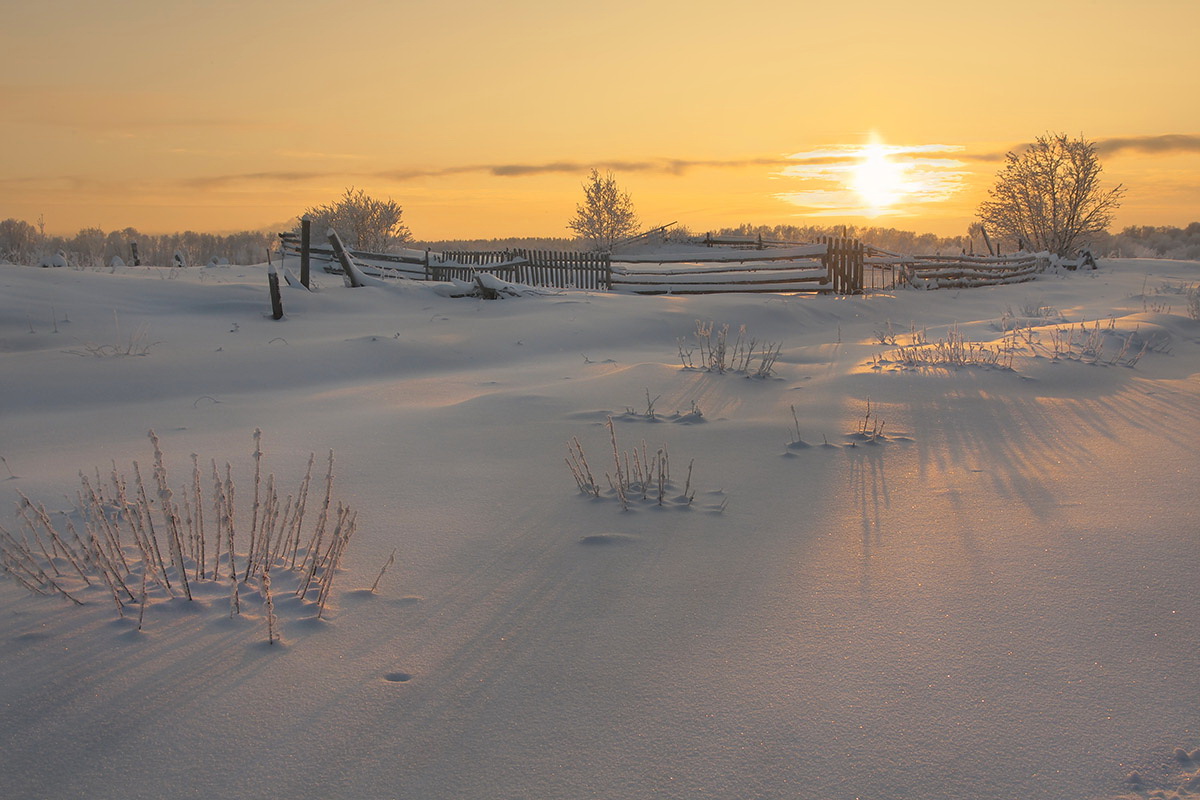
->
xmin=819 ymin=236 xmax=864 ymax=294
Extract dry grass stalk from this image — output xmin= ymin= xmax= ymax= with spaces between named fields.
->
xmin=0 ymin=431 xmax=361 ymax=630
xmin=371 ymin=549 xmax=397 ymax=594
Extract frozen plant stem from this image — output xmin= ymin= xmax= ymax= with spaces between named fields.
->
xmin=371 ymin=549 xmax=397 ymax=594
xmin=246 ymin=429 xmax=263 ymax=582
xmin=262 ymin=569 xmax=277 ymax=645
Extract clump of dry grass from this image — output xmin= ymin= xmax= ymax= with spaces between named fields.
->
xmin=679 ymin=321 xmax=782 ymax=378
xmin=1045 ymin=319 xmax=1168 ymax=366
xmin=64 ymin=311 xmax=159 ymax=358
xmin=874 ymin=325 xmax=1017 ymax=370
xmin=0 ymin=430 xmax=360 ymax=639
xmin=566 ymin=417 xmax=697 ymax=511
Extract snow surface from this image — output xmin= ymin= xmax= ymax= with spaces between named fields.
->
xmin=1 ymin=258 xmax=1197 ymax=800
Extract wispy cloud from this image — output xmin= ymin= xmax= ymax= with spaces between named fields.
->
xmin=382 ymin=157 xmax=794 ymax=180
xmin=1095 ymin=134 xmax=1200 ymax=156
xmin=964 ymin=134 xmax=1200 ymax=163
xmin=89 ymin=134 xmax=1200 ymax=200
xmin=181 ymin=171 xmax=334 ymax=189
xmin=176 ymin=157 xmax=799 ymax=189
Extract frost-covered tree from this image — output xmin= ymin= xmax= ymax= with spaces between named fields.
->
xmin=0 ymin=218 xmax=40 ymax=263
xmin=978 ymin=133 xmax=1124 ymax=256
xmin=300 ymin=187 xmax=411 ymax=252
xmin=70 ymin=227 xmax=107 ymax=266
xmin=567 ymin=170 xmax=640 ymax=252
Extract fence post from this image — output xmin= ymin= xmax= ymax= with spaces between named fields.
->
xmin=268 ymin=265 xmax=284 ymax=319
xmin=300 ymin=218 xmax=311 ymax=288
xmin=852 ymin=239 xmax=863 ymax=294
xmin=327 ymin=229 xmax=364 ymax=288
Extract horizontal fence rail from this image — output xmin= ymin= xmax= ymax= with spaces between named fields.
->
xmin=865 ymin=251 xmax=1048 ymax=289
xmin=280 ymin=234 xmax=613 ymax=290
xmin=611 ymin=259 xmax=828 ymax=295
xmin=279 ymin=233 xmax=429 ymax=279
xmin=280 ymin=231 xmax=1057 ymax=295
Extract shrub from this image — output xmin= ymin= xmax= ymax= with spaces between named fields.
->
xmin=301 ymin=187 xmax=411 ymax=252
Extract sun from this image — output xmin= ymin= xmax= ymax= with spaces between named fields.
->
xmin=850 ymin=139 xmax=908 ymax=214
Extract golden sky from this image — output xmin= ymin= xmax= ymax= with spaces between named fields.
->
xmin=2 ymin=0 xmax=1198 ymax=239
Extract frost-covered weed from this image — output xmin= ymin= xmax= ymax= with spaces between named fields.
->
xmin=0 ymin=430 xmax=360 ymax=636
xmin=566 ymin=417 xmax=697 ymax=510
xmin=679 ymin=320 xmax=782 ymax=378
xmin=64 ymin=311 xmax=158 ymax=358
xmin=875 ymin=325 xmax=1017 ymax=370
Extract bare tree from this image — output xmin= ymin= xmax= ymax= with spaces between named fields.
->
xmin=301 ymin=187 xmax=411 ymax=252
xmin=978 ymin=133 xmax=1124 ymax=256
xmin=567 ymin=169 xmax=640 ymax=252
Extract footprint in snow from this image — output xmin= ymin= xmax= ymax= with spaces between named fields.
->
xmin=580 ymin=533 xmax=639 ymax=546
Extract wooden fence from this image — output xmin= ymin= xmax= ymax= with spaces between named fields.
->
xmin=278 ymin=232 xmax=429 ymax=279
xmin=430 ymin=249 xmax=612 ymax=290
xmin=610 ymin=244 xmax=833 ymax=294
xmin=820 ymin=236 xmax=864 ymax=295
xmin=279 ymin=232 xmax=875 ymax=295
xmin=864 ymin=248 xmax=1047 ymax=289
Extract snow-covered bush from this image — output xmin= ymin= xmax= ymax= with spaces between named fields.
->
xmin=300 ymin=187 xmax=411 ymax=253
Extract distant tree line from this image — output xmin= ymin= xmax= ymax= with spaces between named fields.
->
xmin=1094 ymin=223 xmax=1200 ymax=260
xmin=414 ymin=236 xmax=579 ymax=252
xmin=0 ymin=218 xmax=276 ymax=267
xmin=713 ymin=223 xmax=972 ymax=255
xmin=407 ymin=222 xmax=1200 ymax=260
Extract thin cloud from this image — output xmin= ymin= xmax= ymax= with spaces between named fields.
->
xmin=966 ymin=134 xmax=1200 ymax=163
xmin=178 ymin=157 xmax=802 ymax=189
xmin=182 ymin=171 xmax=333 ymax=189
xmin=1095 ymin=134 xmax=1200 ymax=156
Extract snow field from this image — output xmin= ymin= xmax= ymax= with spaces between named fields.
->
xmin=0 ymin=258 xmax=1197 ymax=799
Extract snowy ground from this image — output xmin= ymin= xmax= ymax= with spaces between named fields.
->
xmin=1 ymin=257 xmax=1197 ymax=800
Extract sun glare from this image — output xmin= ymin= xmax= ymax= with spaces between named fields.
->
xmin=851 ymin=141 xmax=907 ymax=214
xmin=775 ymin=139 xmax=967 ymax=219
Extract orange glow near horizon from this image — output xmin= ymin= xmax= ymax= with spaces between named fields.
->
xmin=1 ymin=1 xmax=1198 ymax=239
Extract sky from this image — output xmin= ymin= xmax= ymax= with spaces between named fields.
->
xmin=2 ymin=0 xmax=1199 ymax=240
